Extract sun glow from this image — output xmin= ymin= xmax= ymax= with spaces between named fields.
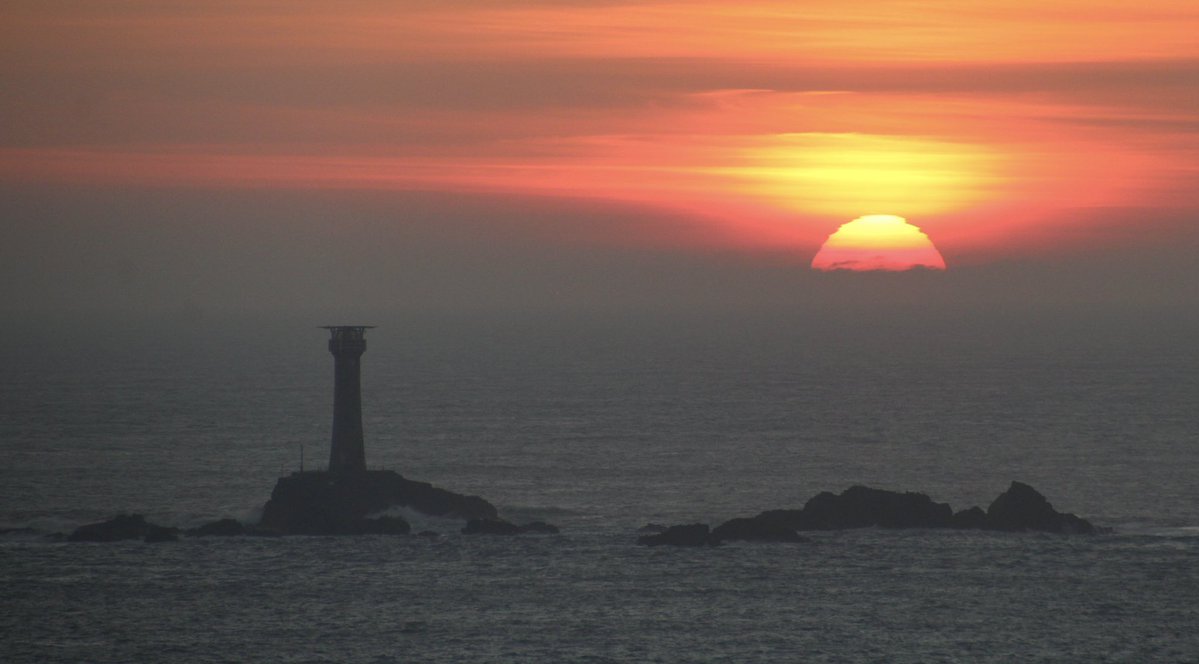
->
xmin=1 ymin=2 xmax=1192 ymax=261
xmin=729 ymin=134 xmax=1000 ymax=218
xmin=811 ymin=215 xmax=947 ymax=271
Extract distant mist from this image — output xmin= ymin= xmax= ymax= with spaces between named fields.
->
xmin=2 ymin=184 xmax=1196 ymax=366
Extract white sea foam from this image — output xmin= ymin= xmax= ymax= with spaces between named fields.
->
xmin=365 ymin=505 xmax=467 ymax=533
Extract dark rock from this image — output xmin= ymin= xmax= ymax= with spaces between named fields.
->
xmin=986 ymin=481 xmax=1096 ymax=534
xmin=794 ymin=491 xmax=845 ymax=529
xmin=710 ymin=517 xmax=805 ymax=543
xmin=258 ymin=470 xmax=496 ymax=536
xmin=795 ymin=485 xmax=954 ymax=530
xmin=186 ymin=518 xmax=246 ymax=537
xmin=635 ymin=483 xmax=1103 ymax=546
xmin=637 ymin=523 xmax=713 ymax=546
xmin=951 ymin=506 xmax=989 ymax=530
xmin=68 ymin=514 xmax=179 ymax=543
xmin=727 ymin=482 xmax=1104 ymax=536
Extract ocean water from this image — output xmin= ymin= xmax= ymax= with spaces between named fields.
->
xmin=2 ymin=312 xmax=1197 ymax=662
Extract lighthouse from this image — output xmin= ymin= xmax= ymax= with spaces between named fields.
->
xmin=322 ymin=326 xmax=374 ymax=474
xmin=256 ymin=324 xmax=501 ymax=535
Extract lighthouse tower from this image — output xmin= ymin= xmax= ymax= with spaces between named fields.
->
xmin=322 ymin=326 xmax=374 ymax=474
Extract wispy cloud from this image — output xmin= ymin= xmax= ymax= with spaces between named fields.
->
xmin=2 ymin=1 xmax=1198 ymax=256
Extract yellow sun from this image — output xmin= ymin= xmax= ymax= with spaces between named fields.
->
xmin=811 ymin=215 xmax=947 ymax=271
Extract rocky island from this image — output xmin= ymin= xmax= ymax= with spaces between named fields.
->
xmin=256 ymin=469 xmax=498 ymax=535
xmin=62 ymin=329 xmax=1101 ymax=546
xmin=638 ymin=481 xmax=1105 ymax=546
xmin=67 ymin=326 xmax=550 ymax=543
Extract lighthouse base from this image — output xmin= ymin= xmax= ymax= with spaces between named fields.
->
xmin=257 ymin=470 xmax=498 ymax=535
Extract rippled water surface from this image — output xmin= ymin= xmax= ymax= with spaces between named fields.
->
xmin=2 ymin=316 xmax=1197 ymax=661
xmin=5 ymin=530 xmax=1198 ymax=662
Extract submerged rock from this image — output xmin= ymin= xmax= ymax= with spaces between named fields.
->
xmin=258 ymin=470 xmax=496 ymax=536
xmin=637 ymin=523 xmax=713 ymax=547
xmin=68 ymin=514 xmax=179 ymax=543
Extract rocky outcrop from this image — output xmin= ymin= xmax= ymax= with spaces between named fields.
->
xmin=985 ymin=481 xmax=1097 ymax=534
xmin=637 ymin=523 xmax=713 ymax=546
xmin=68 ymin=470 xmax=507 ymax=541
xmin=638 ymin=481 xmax=1103 ymax=545
xmin=68 ymin=514 xmax=179 ymax=543
xmin=950 ymin=506 xmax=989 ymax=530
xmin=462 ymin=518 xmax=560 ymax=535
xmin=769 ymin=483 xmax=1097 ymax=534
xmin=258 ymin=470 xmax=496 ymax=536
xmin=794 ymin=486 xmax=954 ymax=530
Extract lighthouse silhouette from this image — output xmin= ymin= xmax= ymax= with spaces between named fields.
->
xmin=322 ymin=326 xmax=374 ymax=474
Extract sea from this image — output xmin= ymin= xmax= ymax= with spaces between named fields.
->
xmin=2 ymin=309 xmax=1197 ymax=662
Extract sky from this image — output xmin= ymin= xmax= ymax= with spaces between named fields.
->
xmin=2 ymin=1 xmax=1198 ymax=327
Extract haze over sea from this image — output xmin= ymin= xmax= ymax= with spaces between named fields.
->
xmin=2 ymin=309 xmax=1197 ymax=662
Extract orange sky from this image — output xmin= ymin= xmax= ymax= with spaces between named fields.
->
xmin=3 ymin=0 xmax=1198 ymax=262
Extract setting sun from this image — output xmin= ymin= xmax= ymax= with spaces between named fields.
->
xmin=811 ymin=215 xmax=947 ymax=271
